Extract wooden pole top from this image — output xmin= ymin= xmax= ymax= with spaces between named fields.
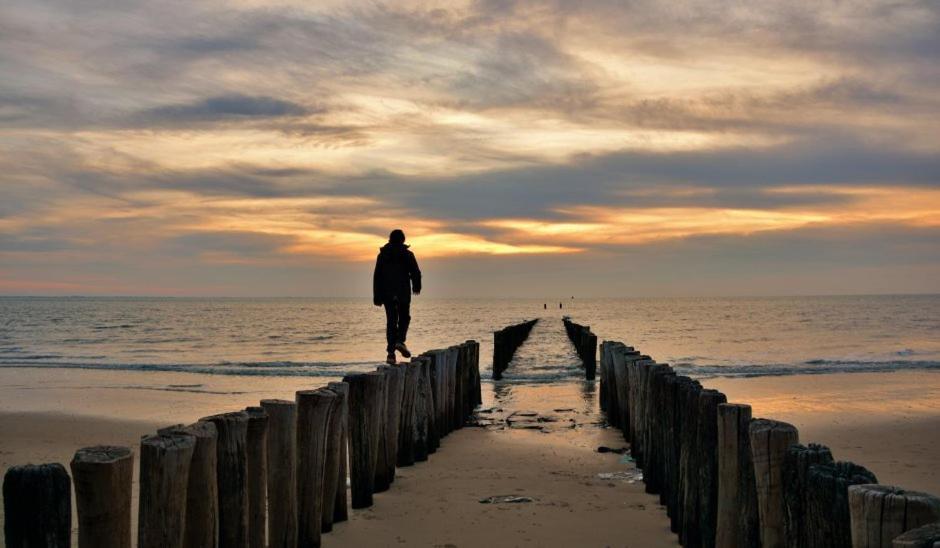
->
xmin=72 ymin=445 xmax=133 ymax=465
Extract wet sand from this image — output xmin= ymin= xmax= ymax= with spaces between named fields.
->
xmin=1 ymin=368 xmax=939 ymax=546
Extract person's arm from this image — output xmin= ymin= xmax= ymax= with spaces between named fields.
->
xmin=373 ymin=254 xmax=384 ymax=306
xmin=409 ymin=252 xmax=422 ymax=295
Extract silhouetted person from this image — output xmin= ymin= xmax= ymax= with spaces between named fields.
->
xmin=373 ymin=229 xmax=421 ymax=364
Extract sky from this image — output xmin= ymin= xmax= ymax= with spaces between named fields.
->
xmin=1 ymin=0 xmax=938 ymax=297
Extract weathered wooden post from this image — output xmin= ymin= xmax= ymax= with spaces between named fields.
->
xmin=805 ymin=460 xmax=878 ymax=548
xmin=420 ymin=358 xmax=440 ymax=453
xmin=295 ymin=388 xmax=337 ymax=548
xmin=584 ymin=331 xmax=597 ymax=380
xmin=320 ymin=383 xmax=346 ymax=533
xmin=892 ymin=522 xmax=940 ymax=547
xmin=659 ymin=370 xmax=676 ymax=502
xmin=614 ymin=348 xmax=635 ymax=440
xmin=784 ymin=443 xmax=834 ymax=548
xmin=413 ymin=357 xmax=432 ymax=460
xmin=380 ymin=365 xmax=404 ymax=480
xmin=3 ymin=463 xmax=71 ymax=548
xmin=397 ymin=361 xmax=419 ymax=466
xmin=244 ymin=406 xmax=268 ymax=548
xmin=370 ymin=369 xmax=391 ymax=492
xmin=138 ymin=432 xmax=196 ymax=548
xmin=679 ymin=379 xmax=703 ymax=547
xmin=849 ymin=485 xmax=940 ymax=548
xmin=716 ymin=403 xmax=760 ymax=548
xmin=643 ymin=364 xmax=667 ymax=494
xmin=668 ymin=376 xmax=693 ymax=534
xmin=697 ymin=389 xmax=728 ymax=548
xmin=468 ymin=340 xmax=482 ymax=408
xmin=598 ymin=341 xmax=611 ymax=414
xmin=446 ymin=345 xmax=458 ymax=432
xmin=749 ymin=418 xmax=799 ymax=548
xmin=343 ymin=372 xmax=383 ymax=508
xmin=201 ymin=411 xmax=250 ymax=548
xmin=326 ymin=381 xmax=350 ymax=524
xmin=452 ymin=347 xmax=466 ymax=431
xmin=260 ymin=399 xmax=298 ymax=548
xmin=71 ymin=445 xmax=134 ymax=548
xmin=157 ymin=422 xmax=218 ymax=548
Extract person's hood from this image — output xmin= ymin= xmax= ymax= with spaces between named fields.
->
xmin=379 ymin=242 xmax=410 ymax=254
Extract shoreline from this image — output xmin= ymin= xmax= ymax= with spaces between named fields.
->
xmin=1 ymin=368 xmax=938 ymax=546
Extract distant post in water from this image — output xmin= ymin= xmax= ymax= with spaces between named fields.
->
xmin=260 ymin=399 xmax=298 ymax=548
xmin=70 ymin=445 xmax=134 ymax=548
xmin=3 ymin=463 xmax=71 ymax=548
xmin=138 ymin=432 xmax=196 ymax=548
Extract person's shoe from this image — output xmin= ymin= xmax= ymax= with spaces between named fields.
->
xmin=386 ymin=353 xmax=396 ymax=365
xmin=394 ymin=342 xmax=412 ymax=358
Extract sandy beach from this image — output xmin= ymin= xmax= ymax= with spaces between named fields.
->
xmin=2 ymin=368 xmax=939 ymax=547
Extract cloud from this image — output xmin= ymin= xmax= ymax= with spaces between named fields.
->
xmin=134 ymin=94 xmax=312 ymax=126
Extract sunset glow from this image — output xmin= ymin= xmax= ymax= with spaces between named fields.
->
xmin=2 ymin=0 xmax=938 ymax=296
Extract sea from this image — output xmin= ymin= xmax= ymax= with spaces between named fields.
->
xmin=1 ymin=295 xmax=938 ymax=382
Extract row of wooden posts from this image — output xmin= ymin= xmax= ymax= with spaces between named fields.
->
xmin=562 ymin=317 xmax=597 ymax=380
xmin=599 ymin=341 xmax=940 ymax=548
xmin=3 ymin=340 xmax=481 ymax=548
xmin=491 ymin=319 xmax=538 ymax=380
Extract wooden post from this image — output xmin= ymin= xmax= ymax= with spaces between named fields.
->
xmin=446 ymin=346 xmax=458 ymax=432
xmin=370 ymin=368 xmax=391 ymax=492
xmin=716 ymin=403 xmax=760 ymax=548
xmin=643 ymin=364 xmax=667 ymax=494
xmin=244 ymin=406 xmax=268 ymax=548
xmin=667 ymin=376 xmax=691 ymax=533
xmin=326 ymin=382 xmax=350 ymax=525
xmin=420 ymin=357 xmax=440 ymax=454
xmin=201 ymin=411 xmax=250 ymax=548
xmin=892 ymin=522 xmax=940 ymax=548
xmin=343 ymin=372 xmax=383 ymax=508
xmin=655 ymin=367 xmax=677 ymax=507
xmin=295 ymin=388 xmax=337 ymax=548
xmin=805 ymin=460 xmax=878 ymax=548
xmin=320 ymin=383 xmax=346 ymax=533
xmin=784 ymin=443 xmax=834 ymax=548
xmin=468 ymin=340 xmax=482 ymax=408
xmin=849 ymin=485 xmax=940 ymax=548
xmin=157 ymin=422 xmax=218 ymax=548
xmin=697 ymin=389 xmax=727 ymax=548
xmin=380 ymin=365 xmax=404 ymax=480
xmin=412 ymin=357 xmax=432 ymax=460
xmin=598 ymin=341 xmax=611 ymax=414
xmin=397 ymin=361 xmax=419 ymax=466
xmin=679 ymin=379 xmax=703 ymax=547
xmin=260 ymin=399 xmax=298 ymax=548
xmin=749 ymin=418 xmax=799 ymax=548
xmin=584 ymin=332 xmax=597 ymax=380
xmin=138 ymin=432 xmax=196 ymax=548
xmin=70 ymin=445 xmax=134 ymax=548
xmin=3 ymin=463 xmax=71 ymax=548
xmin=452 ymin=347 xmax=466 ymax=431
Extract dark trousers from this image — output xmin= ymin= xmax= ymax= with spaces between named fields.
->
xmin=383 ymin=295 xmax=411 ymax=353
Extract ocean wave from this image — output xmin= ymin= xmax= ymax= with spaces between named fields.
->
xmin=674 ymin=359 xmax=940 ymax=379
xmin=0 ymin=359 xmax=379 ymax=377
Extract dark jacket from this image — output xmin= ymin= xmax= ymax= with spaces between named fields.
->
xmin=373 ymin=243 xmax=421 ymax=304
